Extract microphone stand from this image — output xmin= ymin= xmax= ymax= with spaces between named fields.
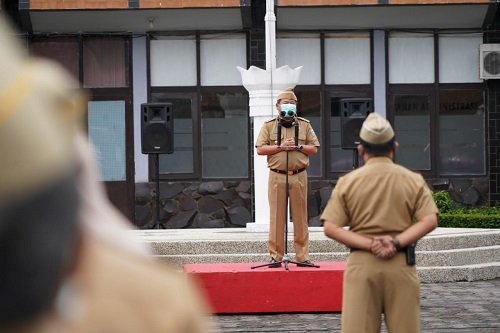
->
xmin=252 ymin=118 xmax=320 ymax=270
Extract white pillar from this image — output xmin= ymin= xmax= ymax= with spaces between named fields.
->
xmin=373 ymin=30 xmax=387 ymax=118
xmin=132 ymin=36 xmax=149 ymax=183
xmin=265 ymin=0 xmax=276 ymax=72
xmin=238 ymin=66 xmax=302 ymax=232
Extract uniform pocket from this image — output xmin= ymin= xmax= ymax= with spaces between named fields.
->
xmin=298 ymin=133 xmax=306 ymax=145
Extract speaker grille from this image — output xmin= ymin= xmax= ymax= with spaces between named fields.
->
xmin=341 ymin=117 xmax=365 ymax=149
xmin=340 ymin=98 xmax=372 ymax=149
xmin=142 ymin=123 xmax=173 ymax=154
xmin=141 ymin=103 xmax=173 ymax=154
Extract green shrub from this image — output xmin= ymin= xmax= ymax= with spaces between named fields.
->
xmin=432 ymin=191 xmax=456 ymax=214
xmin=432 ymin=191 xmax=500 ymax=229
xmin=439 ymin=213 xmax=500 ymax=229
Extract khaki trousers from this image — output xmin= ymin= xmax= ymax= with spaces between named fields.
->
xmin=341 ymin=251 xmax=421 ymax=333
xmin=268 ymin=170 xmax=309 ymax=262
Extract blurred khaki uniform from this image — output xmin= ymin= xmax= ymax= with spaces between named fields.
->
xmin=0 ymin=15 xmax=216 ymax=333
xmin=3 ymin=228 xmax=213 ymax=333
xmin=255 ymin=116 xmax=320 ymax=262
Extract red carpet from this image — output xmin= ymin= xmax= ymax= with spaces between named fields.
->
xmin=183 ymin=261 xmax=346 ymax=313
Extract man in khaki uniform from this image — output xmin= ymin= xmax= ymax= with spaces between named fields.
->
xmin=255 ymin=87 xmax=320 ymax=267
xmin=321 ymin=112 xmax=438 ymax=333
xmin=0 ymin=15 xmax=216 ymax=333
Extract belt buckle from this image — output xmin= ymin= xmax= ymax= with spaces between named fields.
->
xmin=288 ymin=171 xmax=294 ymax=175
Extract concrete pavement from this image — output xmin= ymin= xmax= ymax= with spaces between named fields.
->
xmin=210 ymin=278 xmax=500 ymax=332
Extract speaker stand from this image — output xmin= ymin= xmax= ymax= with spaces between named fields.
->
xmin=151 ymin=153 xmax=165 ymax=229
xmin=352 ymin=149 xmax=360 ymax=169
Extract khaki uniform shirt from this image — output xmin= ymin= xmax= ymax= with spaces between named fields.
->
xmin=321 ymin=156 xmax=438 ymax=237
xmin=255 ymin=117 xmax=320 ymax=171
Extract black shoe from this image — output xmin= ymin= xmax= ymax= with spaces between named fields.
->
xmin=269 ymin=258 xmax=282 ymax=268
xmin=297 ymin=260 xmax=314 ymax=267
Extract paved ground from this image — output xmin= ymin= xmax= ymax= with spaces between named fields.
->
xmin=210 ymin=278 xmax=500 ymax=332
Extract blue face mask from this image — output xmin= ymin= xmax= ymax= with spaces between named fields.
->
xmin=280 ymin=104 xmax=296 ymax=118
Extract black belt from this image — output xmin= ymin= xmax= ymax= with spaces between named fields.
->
xmin=350 ymin=247 xmax=407 ymax=253
xmin=270 ymin=168 xmax=306 ymax=175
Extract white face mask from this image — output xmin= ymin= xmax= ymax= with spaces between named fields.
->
xmin=280 ymin=104 xmax=296 ymax=118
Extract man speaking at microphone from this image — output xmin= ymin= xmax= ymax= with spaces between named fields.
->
xmin=255 ymin=87 xmax=320 ymax=268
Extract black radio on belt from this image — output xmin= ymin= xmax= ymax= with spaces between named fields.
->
xmin=405 ymin=244 xmax=416 ymax=266
xmin=393 ymin=238 xmax=416 ymax=266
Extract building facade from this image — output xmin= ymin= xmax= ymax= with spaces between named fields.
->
xmin=3 ymin=0 xmax=500 ymax=229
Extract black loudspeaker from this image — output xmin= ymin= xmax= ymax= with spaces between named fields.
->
xmin=141 ymin=103 xmax=174 ymax=154
xmin=340 ymin=98 xmax=372 ymax=149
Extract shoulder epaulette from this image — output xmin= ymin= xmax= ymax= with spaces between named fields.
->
xmin=265 ymin=117 xmax=278 ymax=123
xmin=297 ymin=117 xmax=310 ymax=123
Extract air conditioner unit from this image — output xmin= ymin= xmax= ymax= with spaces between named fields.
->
xmin=480 ymin=44 xmax=500 ymax=79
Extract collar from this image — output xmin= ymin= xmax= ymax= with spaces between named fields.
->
xmin=364 ymin=155 xmax=393 ymax=165
xmin=278 ymin=117 xmax=296 ymax=128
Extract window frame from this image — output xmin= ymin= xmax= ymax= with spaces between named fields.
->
xmin=437 ymin=82 xmax=487 ymax=177
xmin=387 ymin=82 xmax=486 ymax=178
xmin=324 ymin=85 xmax=373 ymax=180
xmin=150 ymin=86 xmax=251 ymax=181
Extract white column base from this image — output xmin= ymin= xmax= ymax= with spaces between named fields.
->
xmin=245 ymin=222 xmax=294 ymax=233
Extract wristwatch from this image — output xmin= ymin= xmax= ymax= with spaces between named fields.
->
xmin=392 ymin=238 xmax=401 ymax=251
xmin=299 ymin=144 xmax=304 ymax=151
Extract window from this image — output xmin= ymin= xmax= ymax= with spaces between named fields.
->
xmin=200 ymin=35 xmax=247 ymax=86
xmin=296 ymin=91 xmax=322 ymax=177
xmin=277 ymin=34 xmax=321 ymax=85
xmin=439 ymin=89 xmax=485 ymax=175
xmin=439 ymin=34 xmax=482 ymax=83
xmin=389 ymin=32 xmax=434 ymax=84
xmin=152 ymin=94 xmax=196 ymax=175
xmin=83 ymin=37 xmax=129 ymax=88
xmin=149 ymin=33 xmax=249 ymax=180
xmin=388 ymin=32 xmax=485 ymax=177
xmin=201 ymin=91 xmax=249 ymax=178
xmin=30 ymin=36 xmax=79 ymax=88
xmin=325 ymin=32 xmax=371 ymax=85
xmin=150 ymin=38 xmax=197 ymax=86
xmin=330 ymin=94 xmax=371 ymax=173
xmin=29 ymin=36 xmax=130 ymax=89
xmin=88 ymin=101 xmax=126 ymax=181
xmin=393 ymin=95 xmax=431 ymax=170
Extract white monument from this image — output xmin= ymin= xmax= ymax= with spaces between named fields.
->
xmin=238 ymin=0 xmax=302 ymax=232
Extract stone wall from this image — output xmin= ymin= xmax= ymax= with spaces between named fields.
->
xmin=134 ymin=177 xmax=488 ymax=229
xmin=135 ymin=181 xmax=253 ymax=229
xmin=428 ymin=177 xmax=489 ymax=207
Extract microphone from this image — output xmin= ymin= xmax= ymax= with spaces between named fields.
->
xmin=294 ymin=121 xmax=299 ymax=147
xmin=277 ymin=121 xmax=282 ymax=147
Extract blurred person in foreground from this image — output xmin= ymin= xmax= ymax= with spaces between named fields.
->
xmin=321 ymin=112 xmax=438 ymax=333
xmin=0 ymin=15 xmax=216 ymax=333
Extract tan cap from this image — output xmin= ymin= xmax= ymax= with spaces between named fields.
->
xmin=277 ymin=87 xmax=297 ymax=102
xmin=0 ymin=16 xmax=85 ymax=205
xmin=359 ymin=112 xmax=395 ymax=145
